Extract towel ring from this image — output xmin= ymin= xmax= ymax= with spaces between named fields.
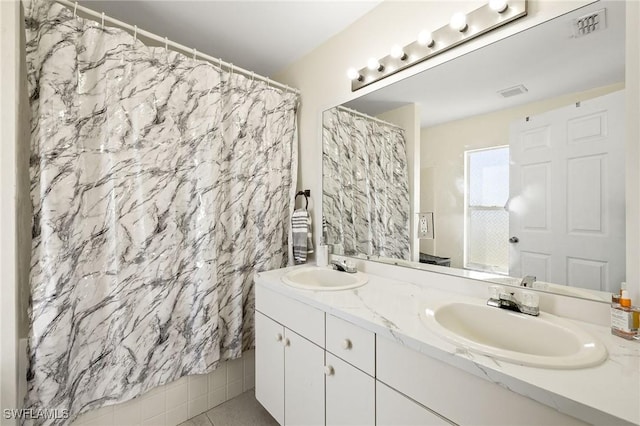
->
xmin=295 ymin=191 xmax=309 ymax=210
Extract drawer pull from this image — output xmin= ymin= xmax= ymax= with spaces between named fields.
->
xmin=324 ymin=365 xmax=334 ymax=376
xmin=342 ymin=339 xmax=352 ymax=350
xmin=275 ymin=333 xmax=283 ymax=342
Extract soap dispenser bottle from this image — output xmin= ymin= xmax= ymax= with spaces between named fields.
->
xmin=611 ymin=290 xmax=638 ymax=340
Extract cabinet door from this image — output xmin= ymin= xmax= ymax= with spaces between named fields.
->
xmin=325 ymin=353 xmax=375 ymax=426
xmin=377 ymin=381 xmax=454 ymax=426
xmin=255 ymin=312 xmax=285 ymax=425
xmin=284 ymin=329 xmax=325 ymax=426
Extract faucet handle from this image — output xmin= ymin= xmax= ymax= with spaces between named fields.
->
xmin=488 ymin=285 xmax=506 ymax=299
xmin=519 ymin=291 xmax=540 ymax=309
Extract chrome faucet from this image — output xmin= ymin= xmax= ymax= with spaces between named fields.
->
xmin=520 ymin=275 xmax=536 ymax=287
xmin=331 ymin=259 xmax=357 ymax=273
xmin=487 ymin=285 xmax=539 ymax=316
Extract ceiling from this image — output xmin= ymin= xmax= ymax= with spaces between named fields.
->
xmin=344 ymin=1 xmax=626 ymax=128
xmin=77 ymin=0 xmax=381 ymax=77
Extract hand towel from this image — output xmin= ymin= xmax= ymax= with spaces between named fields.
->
xmin=292 ymin=209 xmax=313 ymax=264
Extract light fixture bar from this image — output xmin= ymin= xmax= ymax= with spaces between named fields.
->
xmin=350 ymin=0 xmax=527 ymax=91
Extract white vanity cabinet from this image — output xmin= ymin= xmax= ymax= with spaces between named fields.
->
xmin=255 ymin=286 xmax=376 ymax=426
xmin=255 ymin=286 xmax=326 ymax=425
xmin=255 ymin=311 xmax=324 ymax=425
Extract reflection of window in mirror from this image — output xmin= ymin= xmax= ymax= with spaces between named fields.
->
xmin=464 ymin=146 xmax=509 ymax=274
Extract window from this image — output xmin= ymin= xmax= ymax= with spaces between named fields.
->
xmin=464 ymin=146 xmax=509 ymax=274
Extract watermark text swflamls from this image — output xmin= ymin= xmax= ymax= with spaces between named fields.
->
xmin=3 ymin=409 xmax=69 ymax=420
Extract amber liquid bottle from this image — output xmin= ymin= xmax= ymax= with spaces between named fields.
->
xmin=611 ymin=290 xmax=638 ymax=340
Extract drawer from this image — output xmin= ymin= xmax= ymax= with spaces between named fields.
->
xmin=326 ymin=314 xmax=375 ymax=375
xmin=255 ymin=284 xmax=325 ymax=347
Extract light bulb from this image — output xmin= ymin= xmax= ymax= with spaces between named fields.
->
xmin=390 ymin=45 xmax=407 ymax=60
xmin=450 ymin=12 xmax=468 ymax=32
xmin=346 ymin=68 xmax=361 ymax=81
xmin=418 ymin=30 xmax=434 ymax=47
xmin=489 ymin=0 xmax=508 ymax=13
xmin=367 ymin=57 xmax=383 ymax=72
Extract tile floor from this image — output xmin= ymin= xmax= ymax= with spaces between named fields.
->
xmin=178 ymin=390 xmax=278 ymax=426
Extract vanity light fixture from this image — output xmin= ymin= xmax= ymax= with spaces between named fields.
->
xmin=489 ymin=0 xmax=509 ymax=13
xmin=390 ymin=45 xmax=408 ymax=61
xmin=449 ymin=13 xmax=468 ymax=32
xmin=348 ymin=0 xmax=527 ymax=91
xmin=367 ymin=57 xmax=384 ymax=72
xmin=347 ymin=67 xmax=363 ymax=81
xmin=417 ymin=30 xmax=435 ymax=48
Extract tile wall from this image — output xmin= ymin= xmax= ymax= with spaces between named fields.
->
xmin=18 ymin=339 xmax=255 ymax=426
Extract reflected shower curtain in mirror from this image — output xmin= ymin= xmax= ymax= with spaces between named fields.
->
xmin=24 ymin=0 xmax=298 ymax=423
xmin=323 ymin=108 xmax=410 ymax=260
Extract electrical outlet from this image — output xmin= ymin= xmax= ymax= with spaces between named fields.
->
xmin=418 ymin=212 xmax=434 ymax=239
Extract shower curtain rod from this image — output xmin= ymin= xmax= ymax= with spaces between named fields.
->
xmin=54 ymin=0 xmax=300 ymax=95
xmin=337 ymin=105 xmax=404 ymax=130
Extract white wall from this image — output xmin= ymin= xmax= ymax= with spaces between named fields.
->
xmin=421 ymin=83 xmax=624 ymax=269
xmin=376 ymin=104 xmax=420 ymax=262
xmin=1 ymin=1 xmax=30 ymax=423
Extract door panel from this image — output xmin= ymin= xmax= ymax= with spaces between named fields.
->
xmin=284 ymin=329 xmax=324 ymax=426
xmin=255 ymin=312 xmax=285 ymax=425
xmin=325 ymin=354 xmax=374 ymax=425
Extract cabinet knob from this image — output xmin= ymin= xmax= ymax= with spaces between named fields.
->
xmin=324 ymin=365 xmax=334 ymax=376
xmin=275 ymin=333 xmax=283 ymax=342
xmin=341 ymin=339 xmax=352 ymax=350
xmin=283 ymin=338 xmax=290 ymax=347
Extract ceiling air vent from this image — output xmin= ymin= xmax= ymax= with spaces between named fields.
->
xmin=573 ymin=9 xmax=607 ymax=38
xmin=498 ymin=84 xmax=528 ymax=98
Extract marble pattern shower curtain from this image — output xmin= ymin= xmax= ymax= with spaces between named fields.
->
xmin=23 ymin=0 xmax=298 ymax=423
xmin=323 ymin=107 xmax=410 ymax=260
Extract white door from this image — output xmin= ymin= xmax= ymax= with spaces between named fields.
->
xmin=284 ymin=329 xmax=325 ymax=426
xmin=255 ymin=312 xmax=285 ymax=425
xmin=509 ymin=90 xmax=625 ymax=292
xmin=325 ymin=353 xmax=375 ymax=425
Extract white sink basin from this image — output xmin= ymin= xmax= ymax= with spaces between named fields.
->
xmin=282 ymin=266 xmax=368 ymax=291
xmin=420 ymin=301 xmax=607 ymax=369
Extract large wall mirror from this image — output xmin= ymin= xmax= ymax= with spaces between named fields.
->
xmin=322 ymin=1 xmax=626 ymax=303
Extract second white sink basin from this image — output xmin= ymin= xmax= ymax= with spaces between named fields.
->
xmin=420 ymin=301 xmax=607 ymax=369
xmin=282 ymin=266 xmax=368 ymax=291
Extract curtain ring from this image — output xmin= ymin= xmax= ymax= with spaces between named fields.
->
xmin=251 ymin=71 xmax=255 ymax=82
xmin=101 ymin=12 xmax=105 ymax=29
xmin=73 ymin=1 xmax=78 ymax=17
xmin=218 ymin=58 xmax=223 ymax=71
xmin=133 ymin=25 xmax=137 ymax=42
xmin=230 ymin=63 xmax=234 ymax=78
xmin=164 ymin=37 xmax=168 ymax=52
xmin=192 ymin=48 xmax=197 ymax=60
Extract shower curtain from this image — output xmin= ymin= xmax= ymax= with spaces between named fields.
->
xmin=23 ymin=0 xmax=298 ymax=423
xmin=323 ymin=107 xmax=411 ymax=260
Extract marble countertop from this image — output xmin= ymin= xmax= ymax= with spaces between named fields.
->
xmin=256 ymin=265 xmax=640 ymax=426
